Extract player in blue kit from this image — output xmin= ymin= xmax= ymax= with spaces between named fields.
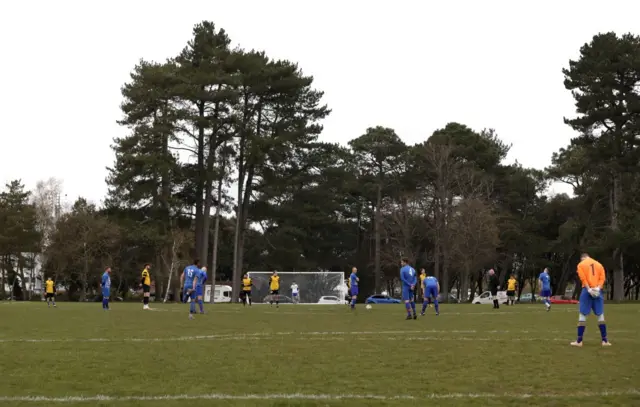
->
xmin=400 ymin=258 xmax=417 ymax=320
xmin=421 ymin=274 xmax=439 ymax=316
xmin=101 ymin=267 xmax=111 ymax=310
xmin=196 ymin=266 xmax=207 ymax=314
xmin=349 ymin=267 xmax=358 ymax=310
xmin=538 ymin=268 xmax=551 ymax=311
xmin=180 ymin=259 xmax=200 ymax=319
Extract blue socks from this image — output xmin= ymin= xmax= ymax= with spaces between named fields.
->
xmin=575 ymin=323 xmax=607 ymax=343
xmin=189 ymin=301 xmax=196 ymax=314
xmin=405 ymin=302 xmax=411 ymax=315
xmin=102 ymin=298 xmax=109 ymax=309
xmin=198 ymin=299 xmax=204 ymax=313
xmin=421 ymin=299 xmax=439 ymax=314
xmin=410 ymin=301 xmax=416 ymax=314
xmin=350 ymin=298 xmax=356 ymax=309
xmin=599 ymin=323 xmax=607 ymax=342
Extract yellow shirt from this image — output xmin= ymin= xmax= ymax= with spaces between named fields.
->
xmin=269 ymin=275 xmax=280 ymax=290
xmin=141 ymin=268 xmax=150 ymax=285
xmin=45 ymin=280 xmax=54 ymax=294
xmin=242 ymin=278 xmax=252 ymax=291
xmin=507 ymin=278 xmax=517 ymax=291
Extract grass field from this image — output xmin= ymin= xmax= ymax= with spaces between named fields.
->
xmin=0 ymin=301 xmax=639 ymax=407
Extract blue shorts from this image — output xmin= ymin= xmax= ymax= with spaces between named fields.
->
xmin=424 ymin=286 xmax=438 ymax=299
xmin=402 ymin=286 xmax=414 ymax=301
xmin=350 ymin=287 xmax=359 ymax=296
xmin=579 ymin=288 xmax=604 ymax=316
xmin=102 ymin=290 xmax=110 ymax=298
xmin=196 ymin=285 xmax=203 ymax=296
xmin=184 ymin=289 xmax=196 ymax=302
xmin=540 ymin=288 xmax=551 ymax=297
xmin=292 ymin=292 xmax=298 ymax=297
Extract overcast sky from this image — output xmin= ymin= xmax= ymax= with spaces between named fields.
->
xmin=2 ymin=0 xmax=639 ymax=205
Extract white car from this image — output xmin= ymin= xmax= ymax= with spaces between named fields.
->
xmin=317 ymin=295 xmax=347 ymax=304
xmin=472 ymin=291 xmax=508 ymax=304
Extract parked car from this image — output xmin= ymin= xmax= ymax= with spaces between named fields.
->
xmin=365 ymin=294 xmax=401 ymax=304
xmin=262 ymin=294 xmax=294 ymax=304
xmin=550 ymin=296 xmax=578 ymax=304
xmin=317 ymin=295 xmax=347 ymax=304
xmin=472 ymin=291 xmax=508 ymax=304
xmin=437 ymin=293 xmax=459 ymax=303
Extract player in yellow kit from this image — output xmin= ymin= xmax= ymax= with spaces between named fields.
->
xmin=419 ymin=269 xmax=430 ymax=307
xmin=506 ymin=275 xmax=517 ymax=305
xmin=241 ymin=274 xmax=252 ymax=306
xmin=269 ymin=271 xmax=280 ymax=308
xmin=45 ymin=277 xmax=56 ymax=307
xmin=571 ymin=253 xmax=611 ymax=347
xmin=140 ymin=264 xmax=151 ymax=310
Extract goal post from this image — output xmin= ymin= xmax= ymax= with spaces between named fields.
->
xmin=247 ymin=271 xmax=346 ymax=304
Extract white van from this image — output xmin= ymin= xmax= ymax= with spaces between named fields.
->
xmin=472 ymin=290 xmax=508 ymax=304
xmin=205 ymin=285 xmax=232 ymax=303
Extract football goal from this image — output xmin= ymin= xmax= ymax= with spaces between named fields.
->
xmin=247 ymin=271 xmax=346 ymax=304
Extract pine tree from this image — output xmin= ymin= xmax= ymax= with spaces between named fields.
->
xmin=563 ymin=32 xmax=640 ymax=300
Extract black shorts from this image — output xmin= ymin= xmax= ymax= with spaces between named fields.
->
xmin=490 ymin=289 xmax=498 ymax=296
xmin=241 ymin=291 xmax=251 ymax=297
xmin=507 ymin=290 xmax=515 ymax=297
xmin=271 ymin=290 xmax=279 ymax=295
xmin=142 ymin=284 xmax=150 ymax=293
xmin=45 ymin=293 xmax=54 ymax=299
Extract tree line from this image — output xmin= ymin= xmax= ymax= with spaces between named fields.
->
xmin=1 ymin=23 xmax=640 ymax=302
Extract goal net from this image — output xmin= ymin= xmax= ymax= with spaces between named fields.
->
xmin=247 ymin=271 xmax=346 ymax=304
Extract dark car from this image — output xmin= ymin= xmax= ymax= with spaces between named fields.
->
xmin=365 ymin=294 xmax=401 ymax=304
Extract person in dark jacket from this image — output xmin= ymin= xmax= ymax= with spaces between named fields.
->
xmin=488 ymin=269 xmax=500 ymax=309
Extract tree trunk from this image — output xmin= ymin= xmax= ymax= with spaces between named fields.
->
xmin=80 ymin=246 xmax=88 ymax=302
xmin=232 ymin=131 xmax=246 ymax=303
xmin=611 ymin=173 xmax=624 ymax=301
xmin=232 ymin=102 xmax=262 ymax=302
xmin=374 ymin=182 xmax=382 ymax=293
xmin=555 ymin=255 xmax=575 ymax=297
xmin=194 ymin=100 xmax=206 ymax=263
xmin=200 ymin=106 xmax=221 ymax=266
xmin=210 ymin=173 xmax=223 ymax=303
xmin=433 ymin=201 xmax=441 ymax=282
xmin=0 ymin=259 xmax=4 ymax=299
xmin=159 ymin=109 xmax=172 ymax=301
xmin=232 ymin=199 xmax=243 ymax=302
xmin=441 ymin=250 xmax=450 ymax=302
xmin=154 ymin=254 xmax=162 ymax=301
xmin=439 ymin=194 xmax=453 ymax=301
xmin=234 ymin=163 xmax=255 ymax=300
xmin=163 ymin=235 xmax=178 ymax=303
xmin=459 ymin=264 xmax=471 ymax=302
xmin=497 ymin=254 xmax=513 ymax=287
xmin=201 ymin=182 xmax=213 ymax=266
xmin=18 ymin=263 xmax=27 ymax=301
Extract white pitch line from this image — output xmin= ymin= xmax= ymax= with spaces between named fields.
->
xmin=305 ymin=336 xmax=635 ymax=342
xmin=0 ymin=390 xmax=638 ymax=402
xmin=0 ymin=329 xmax=634 ymax=344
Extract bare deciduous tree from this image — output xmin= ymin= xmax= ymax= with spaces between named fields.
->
xmin=449 ymin=198 xmax=500 ymax=302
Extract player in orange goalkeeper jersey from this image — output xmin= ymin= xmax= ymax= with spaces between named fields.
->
xmin=570 ymin=253 xmax=611 ymax=347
